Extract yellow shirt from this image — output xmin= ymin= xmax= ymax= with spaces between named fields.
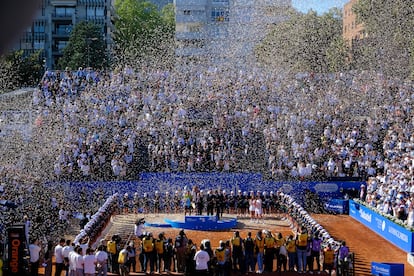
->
xmin=264 ymin=237 xmax=275 ymax=248
xmin=275 ymin=237 xmax=285 ymax=248
xmin=254 ymin=238 xmax=265 ymax=253
xmin=286 ymin=239 xmax=296 ymax=253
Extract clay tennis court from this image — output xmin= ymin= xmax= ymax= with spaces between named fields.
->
xmin=100 ymin=212 xmax=414 ymax=276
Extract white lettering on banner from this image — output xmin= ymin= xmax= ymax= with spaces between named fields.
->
xmin=359 ymin=209 xmax=372 ymax=223
xmin=374 ymin=217 xmax=382 ymax=229
xmin=372 ymin=264 xmax=390 ymax=274
xmin=325 ymin=204 xmax=342 ymax=209
xmin=314 ymin=183 xmax=338 ymax=193
xmin=281 ymin=184 xmax=293 ymax=193
xmin=389 ymin=226 xmax=409 ymax=243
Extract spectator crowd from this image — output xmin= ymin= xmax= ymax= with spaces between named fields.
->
xmin=32 ymin=66 xmax=414 ymax=226
xmin=0 ymin=65 xmax=413 ymax=274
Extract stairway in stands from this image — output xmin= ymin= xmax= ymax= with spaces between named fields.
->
xmin=104 ymin=214 xmax=138 ymax=244
xmin=322 ymin=223 xmax=373 ymax=276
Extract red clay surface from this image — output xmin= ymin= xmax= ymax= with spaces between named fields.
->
xmin=132 ymin=213 xmax=414 ymax=276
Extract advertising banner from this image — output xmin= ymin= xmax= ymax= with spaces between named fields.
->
xmin=350 ymin=200 xmax=414 ymax=253
xmin=7 ymin=224 xmax=27 ymax=275
xmin=371 ymin=262 xmax=404 ymax=276
xmin=325 ymin=199 xmax=349 ymax=214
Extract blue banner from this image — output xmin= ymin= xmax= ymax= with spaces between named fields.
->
xmin=325 ymin=199 xmax=349 ymax=214
xmin=350 ymin=200 xmax=414 ymax=253
xmin=371 ymin=262 xmax=404 ymax=276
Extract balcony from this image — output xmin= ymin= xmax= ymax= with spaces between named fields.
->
xmin=52 ymin=31 xmax=71 ymax=38
xmin=52 ymin=13 xmax=73 ymax=21
xmin=50 ymin=0 xmax=76 ymax=6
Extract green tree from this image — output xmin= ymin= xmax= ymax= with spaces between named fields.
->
xmin=256 ymin=8 xmax=346 ymax=73
xmin=58 ymin=21 xmax=107 ymax=70
xmin=353 ymin=0 xmax=414 ymax=78
xmin=326 ymin=36 xmax=349 ymax=72
xmin=113 ymin=0 xmax=175 ymax=69
xmin=0 ymin=50 xmax=43 ymax=93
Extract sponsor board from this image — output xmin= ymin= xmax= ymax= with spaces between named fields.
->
xmin=350 ymin=200 xmax=414 ymax=253
xmin=371 ymin=262 xmax=404 ymax=276
xmin=7 ymin=224 xmax=27 ymax=275
xmin=324 ymin=199 xmax=349 ymax=214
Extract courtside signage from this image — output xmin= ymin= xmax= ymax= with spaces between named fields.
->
xmin=350 ymin=200 xmax=414 ymax=253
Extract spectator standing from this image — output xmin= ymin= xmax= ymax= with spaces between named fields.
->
xmin=74 ymin=246 xmax=84 ymax=276
xmin=154 ymin=233 xmax=166 ymax=273
xmin=29 ymin=239 xmax=41 ymax=276
xmin=263 ymin=231 xmax=275 ymax=273
xmin=244 ymin=232 xmax=255 ymax=273
xmin=61 ymin=240 xmax=73 ymax=276
xmin=254 ymin=230 xmax=265 ymax=274
xmin=274 ymin=232 xmax=285 ymax=272
xmin=142 ymin=232 xmax=155 ymax=274
xmin=83 ymin=248 xmax=96 ymax=276
xmin=310 ymin=232 xmax=322 ymax=273
xmin=286 ymin=235 xmax=297 ymax=271
xmin=127 ymin=242 xmax=137 ymax=273
xmin=174 ymin=229 xmax=188 ymax=273
xmin=118 ymin=245 xmax=130 ymax=276
xmin=54 ymin=238 xmax=66 ymax=276
xmin=107 ymin=236 xmax=118 ymax=273
xmin=194 ymin=244 xmax=209 ymax=276
xmin=185 ymin=239 xmax=197 ymax=276
xmin=214 ymin=241 xmax=226 ymax=276
xmin=278 ymin=242 xmax=288 ymax=272
xmin=338 ymin=241 xmax=350 ymax=275
xmin=323 ymin=244 xmax=335 ymax=276
xmin=230 ymin=231 xmax=244 ymax=272
xmin=95 ymin=245 xmax=109 ymax=276
xmin=164 ymin=238 xmax=174 ymax=273
xmin=296 ymin=227 xmax=309 ymax=274
xmin=43 ymin=241 xmax=53 ymax=276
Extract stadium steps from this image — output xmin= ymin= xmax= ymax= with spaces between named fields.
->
xmin=351 ymin=252 xmax=373 ymax=276
xmin=104 ymin=214 xmax=138 ymax=243
xmin=322 ymin=228 xmax=372 ymax=276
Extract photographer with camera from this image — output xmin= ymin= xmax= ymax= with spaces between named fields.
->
xmin=134 ymin=218 xmax=145 ymax=239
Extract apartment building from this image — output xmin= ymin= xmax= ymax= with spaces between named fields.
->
xmin=175 ymin=0 xmax=291 ymax=67
xmin=16 ymin=0 xmax=291 ymax=70
xmin=16 ymin=0 xmax=114 ymax=70
xmin=343 ymin=0 xmax=366 ymax=46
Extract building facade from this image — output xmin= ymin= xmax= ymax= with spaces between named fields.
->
xmin=343 ymin=0 xmax=366 ymax=46
xmin=175 ymin=0 xmax=291 ymax=68
xmin=15 ymin=0 xmax=114 ymax=70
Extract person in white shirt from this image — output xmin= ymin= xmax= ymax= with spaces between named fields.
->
xmin=134 ymin=218 xmax=145 ymax=239
xmin=83 ymin=248 xmax=96 ymax=276
xmin=194 ymin=243 xmax=210 ymax=275
xmin=54 ymin=238 xmax=66 ymax=276
xmin=68 ymin=249 xmax=77 ymax=276
xmin=77 ymin=236 xmax=90 ymax=256
xmin=29 ymin=239 xmax=42 ymax=276
xmin=95 ymin=245 xmax=108 ymax=276
xmin=62 ymin=240 xmax=74 ymax=274
xmin=74 ymin=246 xmax=84 ymax=276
